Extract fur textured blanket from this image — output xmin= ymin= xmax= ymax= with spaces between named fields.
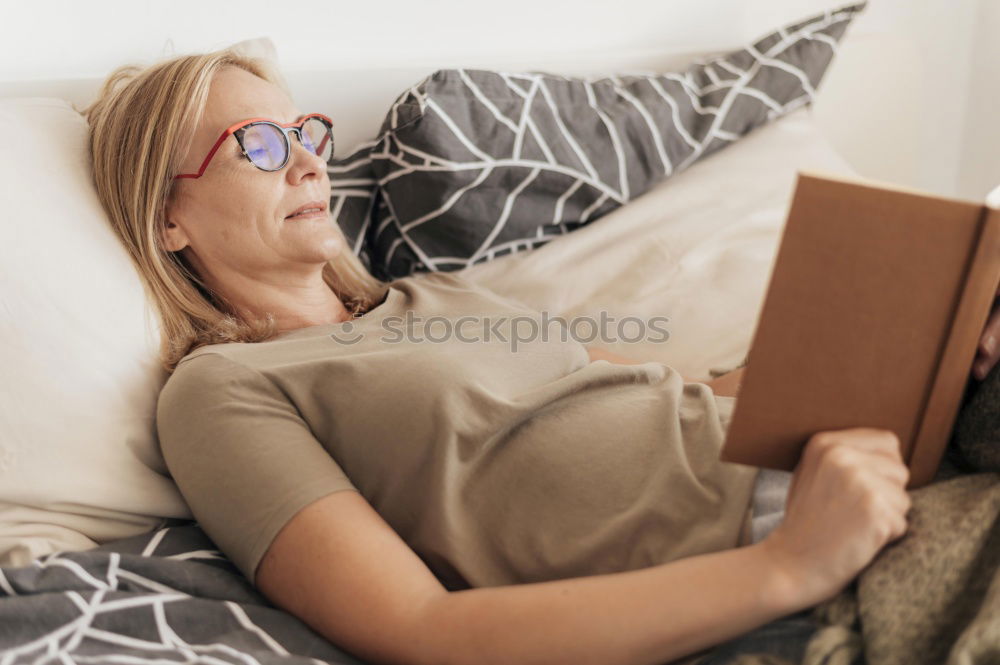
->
xmin=696 ymin=368 xmax=1000 ymax=665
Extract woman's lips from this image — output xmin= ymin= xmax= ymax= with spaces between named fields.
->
xmin=285 ymin=209 xmax=328 ymax=220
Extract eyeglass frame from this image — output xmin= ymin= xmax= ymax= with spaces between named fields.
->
xmin=172 ymin=112 xmax=335 ymax=180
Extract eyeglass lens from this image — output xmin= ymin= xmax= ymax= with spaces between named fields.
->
xmin=242 ymin=117 xmax=333 ymax=170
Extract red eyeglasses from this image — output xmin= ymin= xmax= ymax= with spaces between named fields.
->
xmin=173 ymin=113 xmax=335 ymax=180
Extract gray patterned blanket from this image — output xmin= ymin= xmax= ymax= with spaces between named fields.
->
xmin=0 ymin=523 xmax=365 ymax=665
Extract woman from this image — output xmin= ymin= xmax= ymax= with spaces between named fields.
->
xmin=83 ymin=47 xmax=970 ymax=665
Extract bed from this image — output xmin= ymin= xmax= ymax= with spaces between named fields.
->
xmin=2 ymin=6 xmax=1000 ymax=665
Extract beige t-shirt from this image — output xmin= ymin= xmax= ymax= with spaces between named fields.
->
xmin=156 ymin=271 xmax=761 ymax=589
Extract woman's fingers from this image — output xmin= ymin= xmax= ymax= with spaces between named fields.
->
xmin=978 ymin=308 xmax=1000 ymax=356
xmin=974 ymin=305 xmax=1000 ymax=381
xmin=973 ymin=354 xmax=997 ymax=381
xmin=810 ymin=428 xmax=903 ymax=465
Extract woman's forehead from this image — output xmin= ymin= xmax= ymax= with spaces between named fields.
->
xmin=205 ymin=68 xmax=300 ymax=129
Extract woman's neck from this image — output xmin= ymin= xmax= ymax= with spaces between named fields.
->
xmin=207 ymin=267 xmax=352 ymax=333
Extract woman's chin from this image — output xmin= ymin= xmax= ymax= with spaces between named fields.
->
xmin=308 ymin=234 xmax=346 ymax=262
xmin=284 ymin=218 xmax=341 ymax=245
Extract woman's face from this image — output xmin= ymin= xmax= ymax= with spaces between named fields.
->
xmin=163 ymin=66 xmax=343 ymax=285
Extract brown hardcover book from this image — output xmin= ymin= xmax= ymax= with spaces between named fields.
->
xmin=719 ymin=171 xmax=1000 ymax=489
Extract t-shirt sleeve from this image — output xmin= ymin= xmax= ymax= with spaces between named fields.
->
xmin=156 ymin=351 xmax=358 ymax=586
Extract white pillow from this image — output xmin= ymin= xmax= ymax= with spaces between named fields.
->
xmin=0 ymin=37 xmax=281 ymax=567
xmin=456 ymin=107 xmax=859 ymax=380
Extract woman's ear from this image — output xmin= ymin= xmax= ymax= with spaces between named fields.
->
xmin=161 ymin=216 xmax=190 ymax=253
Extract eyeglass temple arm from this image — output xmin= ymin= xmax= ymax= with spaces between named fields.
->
xmin=174 ymin=129 xmax=237 ymax=180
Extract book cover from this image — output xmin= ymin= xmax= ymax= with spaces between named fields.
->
xmin=719 ymin=171 xmax=1000 ymax=489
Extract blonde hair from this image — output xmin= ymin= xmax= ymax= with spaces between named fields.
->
xmin=82 ymin=48 xmax=388 ymax=373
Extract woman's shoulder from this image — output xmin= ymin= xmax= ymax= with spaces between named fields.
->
xmin=173 ymin=330 xmax=287 ymax=373
xmin=172 ymin=347 xmax=240 ymax=374
xmin=394 ymin=270 xmax=537 ymax=313
xmin=160 ymin=351 xmax=262 ymax=410
xmin=394 ymin=270 xmax=476 ymax=291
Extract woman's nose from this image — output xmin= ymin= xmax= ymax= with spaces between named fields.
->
xmin=286 ymin=132 xmax=325 ymax=180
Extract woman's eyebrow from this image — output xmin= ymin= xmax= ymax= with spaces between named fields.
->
xmin=229 ymin=113 xmax=304 ymax=125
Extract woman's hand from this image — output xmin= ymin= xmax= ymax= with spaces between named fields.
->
xmin=973 ymin=281 xmax=1000 ymax=381
xmin=760 ymin=427 xmax=912 ymax=608
xmin=706 ymin=367 xmax=744 ymax=398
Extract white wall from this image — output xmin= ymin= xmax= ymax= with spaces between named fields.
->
xmin=809 ymin=0 xmax=985 ymax=199
xmin=958 ymin=0 xmax=1000 ymax=200
xmin=1 ymin=0 xmax=994 ymax=200
xmin=0 ymin=0 xmax=752 ymax=80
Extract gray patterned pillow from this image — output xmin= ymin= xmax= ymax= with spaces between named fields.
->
xmin=327 ymin=142 xmax=378 ymax=274
xmin=354 ymin=2 xmax=866 ymax=281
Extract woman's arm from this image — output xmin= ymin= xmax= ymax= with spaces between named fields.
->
xmin=705 ymin=366 xmax=744 ymax=398
xmin=584 ymin=346 xmax=731 ymax=389
xmin=584 ymin=346 xmax=647 ymax=366
xmin=257 ymin=488 xmax=807 ymax=665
